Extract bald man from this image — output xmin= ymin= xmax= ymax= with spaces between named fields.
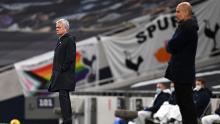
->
xmin=165 ymin=2 xmax=199 ymax=124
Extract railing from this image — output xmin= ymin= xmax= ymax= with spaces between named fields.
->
xmin=69 ymin=90 xmax=220 ymax=98
xmin=72 ymin=90 xmax=156 ymax=97
xmin=0 ymin=64 xmax=14 ymax=73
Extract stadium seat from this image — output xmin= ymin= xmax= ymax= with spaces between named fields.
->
xmin=115 ymin=109 xmax=137 ymax=120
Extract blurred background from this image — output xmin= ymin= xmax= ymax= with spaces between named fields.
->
xmin=0 ymin=0 xmax=220 ymax=124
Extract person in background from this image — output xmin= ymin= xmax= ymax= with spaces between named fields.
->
xmin=193 ymin=78 xmax=212 ymax=118
xmin=153 ymin=82 xmax=182 ymax=123
xmin=129 ymin=82 xmax=171 ymax=124
xmin=154 ymin=79 xmax=212 ymax=124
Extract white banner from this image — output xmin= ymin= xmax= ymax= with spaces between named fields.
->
xmin=75 ymin=37 xmax=99 ymax=87
xmin=101 ymin=14 xmax=176 ymax=79
xmin=14 ymin=52 xmax=54 ymax=96
xmin=194 ymin=0 xmax=220 ymax=58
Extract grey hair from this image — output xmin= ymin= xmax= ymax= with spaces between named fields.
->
xmin=56 ymin=18 xmax=70 ymax=30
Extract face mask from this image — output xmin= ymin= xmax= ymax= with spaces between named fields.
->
xmin=156 ymin=88 xmax=161 ymax=94
xmin=171 ymin=87 xmax=175 ymax=92
xmin=194 ymin=85 xmax=202 ymax=91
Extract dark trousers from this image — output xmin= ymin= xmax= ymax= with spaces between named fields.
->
xmin=174 ymin=83 xmax=198 ymax=124
xmin=59 ymin=90 xmax=72 ymax=124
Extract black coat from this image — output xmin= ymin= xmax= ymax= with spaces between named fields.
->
xmin=168 ymin=91 xmax=177 ymax=105
xmin=165 ymin=18 xmax=199 ymax=84
xmin=193 ymin=88 xmax=212 ymax=117
xmin=144 ymin=91 xmax=171 ymax=114
xmin=48 ymin=33 xmax=76 ymax=92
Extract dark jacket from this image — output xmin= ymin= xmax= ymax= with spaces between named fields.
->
xmin=168 ymin=91 xmax=177 ymax=105
xmin=48 ymin=33 xmax=76 ymax=92
xmin=165 ymin=17 xmax=199 ymax=84
xmin=144 ymin=90 xmax=171 ymax=114
xmin=193 ymin=88 xmax=212 ymax=117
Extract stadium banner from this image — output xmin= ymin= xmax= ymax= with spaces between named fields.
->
xmin=14 ymin=52 xmax=53 ymax=96
xmin=14 ymin=37 xmax=99 ymax=96
xmin=193 ymin=0 xmax=220 ymax=58
xmin=100 ymin=0 xmax=220 ymax=81
xmin=74 ymin=37 xmax=99 ymax=88
xmin=100 ymin=14 xmax=175 ymax=80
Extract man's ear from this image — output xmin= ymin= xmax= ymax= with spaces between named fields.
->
xmin=64 ymin=29 xmax=68 ymax=33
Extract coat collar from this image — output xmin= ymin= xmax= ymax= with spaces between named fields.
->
xmin=59 ymin=33 xmax=70 ymax=41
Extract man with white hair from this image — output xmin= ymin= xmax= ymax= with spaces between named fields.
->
xmin=165 ymin=2 xmax=199 ymax=124
xmin=48 ymin=19 xmax=76 ymax=124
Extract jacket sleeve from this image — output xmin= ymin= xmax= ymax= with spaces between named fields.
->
xmin=61 ymin=37 xmax=76 ymax=72
xmin=167 ymin=24 xmax=192 ymax=54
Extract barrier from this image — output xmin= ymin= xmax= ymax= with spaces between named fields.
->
xmin=24 ymin=90 xmax=220 ymax=124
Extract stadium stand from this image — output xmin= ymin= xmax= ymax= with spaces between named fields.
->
xmin=0 ymin=0 xmax=178 ymax=67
